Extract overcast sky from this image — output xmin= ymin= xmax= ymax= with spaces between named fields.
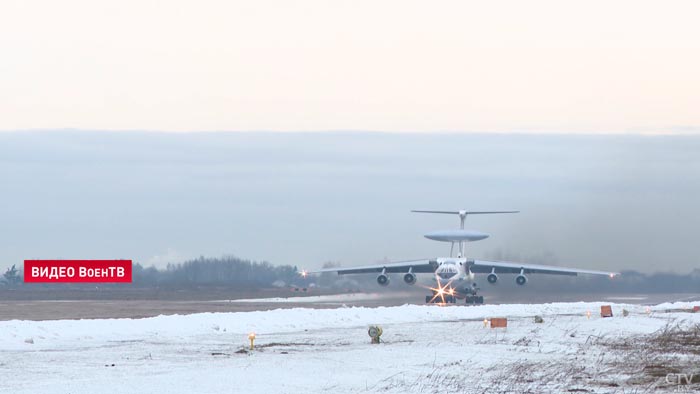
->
xmin=1 ymin=0 xmax=699 ymax=133
xmin=1 ymin=132 xmax=698 ymax=274
xmin=1 ymin=3 xmax=698 ymax=274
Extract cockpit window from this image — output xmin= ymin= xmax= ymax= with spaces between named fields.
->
xmin=437 ymin=271 xmax=457 ymax=279
xmin=437 ymin=264 xmax=458 ymax=279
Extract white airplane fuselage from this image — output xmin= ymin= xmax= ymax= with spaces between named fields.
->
xmin=431 ymin=258 xmax=478 ymax=299
xmin=313 ymin=209 xmax=618 ymax=305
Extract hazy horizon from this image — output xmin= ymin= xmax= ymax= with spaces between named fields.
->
xmin=1 ymin=131 xmax=698 ymax=274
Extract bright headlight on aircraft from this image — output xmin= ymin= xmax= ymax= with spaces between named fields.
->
xmin=300 ymin=270 xmax=308 ymax=278
xmin=428 ymin=280 xmax=454 ymax=304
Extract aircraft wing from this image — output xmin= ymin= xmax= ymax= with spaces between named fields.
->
xmin=312 ymin=259 xmax=437 ymax=275
xmin=469 ymin=259 xmax=618 ymax=277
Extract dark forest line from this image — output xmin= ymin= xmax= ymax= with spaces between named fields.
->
xmin=2 ymin=256 xmax=699 ymax=294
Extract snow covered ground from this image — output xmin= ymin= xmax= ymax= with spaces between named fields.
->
xmin=2 ymin=301 xmax=700 ymax=393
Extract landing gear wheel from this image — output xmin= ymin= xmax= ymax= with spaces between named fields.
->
xmin=465 ymin=295 xmax=484 ymax=305
xmin=426 ymin=294 xmax=456 ymax=304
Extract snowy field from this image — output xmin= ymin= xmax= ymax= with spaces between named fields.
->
xmin=2 ymin=301 xmax=700 ymax=393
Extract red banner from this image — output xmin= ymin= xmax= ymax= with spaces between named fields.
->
xmin=24 ymin=260 xmax=132 ymax=283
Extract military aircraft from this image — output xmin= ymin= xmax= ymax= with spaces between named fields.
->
xmin=311 ymin=210 xmax=618 ymax=304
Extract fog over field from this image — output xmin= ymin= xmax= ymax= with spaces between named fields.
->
xmin=0 ymin=131 xmax=698 ymax=274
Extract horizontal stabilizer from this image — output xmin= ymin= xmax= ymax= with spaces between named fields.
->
xmin=411 ymin=210 xmax=519 ymax=215
xmin=412 ymin=209 xmax=519 ymax=230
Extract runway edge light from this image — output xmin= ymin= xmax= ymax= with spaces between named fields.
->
xmin=248 ymin=332 xmax=256 ymax=350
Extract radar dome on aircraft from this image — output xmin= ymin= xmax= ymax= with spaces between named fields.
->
xmin=423 ymin=230 xmax=489 ymax=242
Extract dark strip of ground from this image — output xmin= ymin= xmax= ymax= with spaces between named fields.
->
xmin=1 ymin=287 xmax=698 ymax=321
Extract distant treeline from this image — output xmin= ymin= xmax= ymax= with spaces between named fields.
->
xmin=315 ymin=267 xmax=700 ymax=294
xmin=0 ymin=256 xmax=301 ymax=289
xmin=2 ymin=257 xmax=699 ymax=294
xmin=488 ymin=269 xmax=700 ymax=294
xmin=133 ymin=256 xmax=300 ymax=287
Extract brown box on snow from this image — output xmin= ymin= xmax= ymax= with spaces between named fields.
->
xmin=600 ymin=305 xmax=613 ymax=318
xmin=490 ymin=318 xmax=507 ymax=328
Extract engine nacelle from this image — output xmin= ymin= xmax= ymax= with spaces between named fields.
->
xmin=487 ymin=273 xmax=498 ymax=284
xmin=403 ymin=273 xmax=417 ymax=285
xmin=515 ymin=274 xmax=528 ymax=286
xmin=377 ymin=274 xmax=390 ymax=287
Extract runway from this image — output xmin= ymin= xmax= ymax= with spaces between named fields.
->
xmin=1 ymin=290 xmax=698 ymax=321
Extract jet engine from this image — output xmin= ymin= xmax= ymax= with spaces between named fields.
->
xmin=487 ymin=273 xmax=498 ymax=284
xmin=377 ymin=274 xmax=390 ymax=286
xmin=403 ymin=272 xmax=417 ymax=285
xmin=515 ymin=274 xmax=528 ymax=286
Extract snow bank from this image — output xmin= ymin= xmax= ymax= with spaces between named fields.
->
xmin=2 ymin=301 xmax=695 ymax=351
xmin=3 ymin=301 xmax=700 ymax=394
